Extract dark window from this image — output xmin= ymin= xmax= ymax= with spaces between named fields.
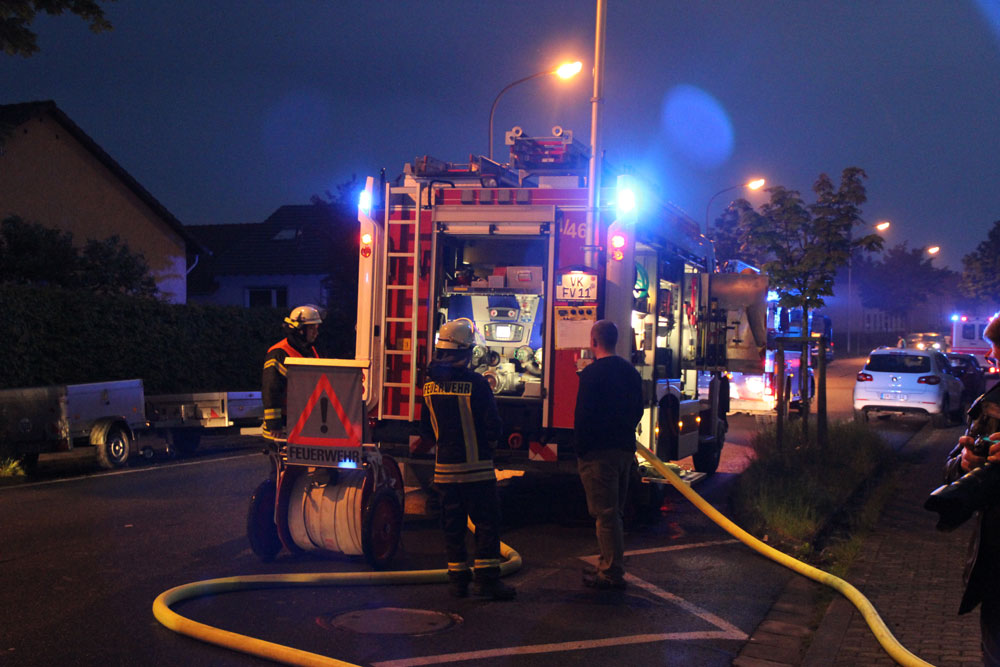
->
xmin=866 ymin=354 xmax=931 ymax=373
xmin=963 ymin=324 xmax=976 ymax=340
xmin=247 ymin=287 xmax=288 ymax=308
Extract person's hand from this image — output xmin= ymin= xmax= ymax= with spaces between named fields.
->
xmin=960 ymin=431 xmax=1000 ymax=471
xmin=959 ymin=435 xmax=982 ymax=472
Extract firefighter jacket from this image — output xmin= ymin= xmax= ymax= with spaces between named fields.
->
xmin=419 ymin=361 xmax=503 ymax=484
xmin=945 ymin=381 xmax=1000 ymax=614
xmin=261 ymin=337 xmax=318 ymax=439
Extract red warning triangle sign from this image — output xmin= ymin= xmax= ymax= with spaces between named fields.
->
xmin=287 ymin=374 xmax=362 ymax=447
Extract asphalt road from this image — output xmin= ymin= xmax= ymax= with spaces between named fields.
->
xmin=0 ymin=357 xmax=926 ymax=666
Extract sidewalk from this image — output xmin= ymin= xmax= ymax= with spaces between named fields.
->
xmin=736 ymin=422 xmax=983 ymax=666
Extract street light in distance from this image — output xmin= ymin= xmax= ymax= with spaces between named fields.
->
xmin=927 ymin=245 xmax=941 ymax=255
xmin=488 ymin=60 xmax=583 ymax=160
xmin=704 ymin=177 xmax=766 ymax=235
xmin=875 ymin=220 xmax=891 ymax=232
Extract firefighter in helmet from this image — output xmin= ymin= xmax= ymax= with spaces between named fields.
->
xmin=419 ymin=318 xmax=515 ymax=600
xmin=262 ymin=305 xmax=322 ymax=440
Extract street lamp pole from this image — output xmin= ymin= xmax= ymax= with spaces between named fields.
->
xmin=847 ymin=220 xmax=890 ymax=355
xmin=488 ymin=61 xmax=582 ymax=161
xmin=704 ymin=178 xmax=766 ymax=235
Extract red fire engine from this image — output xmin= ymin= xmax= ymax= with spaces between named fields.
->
xmin=353 ymin=128 xmax=744 ymax=495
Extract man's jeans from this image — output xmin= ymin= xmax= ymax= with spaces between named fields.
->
xmin=578 ymin=449 xmax=634 ymax=581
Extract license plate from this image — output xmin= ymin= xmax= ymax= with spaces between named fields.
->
xmin=881 ymin=392 xmax=906 ymax=400
xmin=286 ymin=445 xmax=362 ymax=468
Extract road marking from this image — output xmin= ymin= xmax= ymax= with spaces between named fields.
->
xmin=373 ymin=540 xmax=747 ymax=667
xmin=371 ymin=630 xmax=743 ymax=667
xmin=0 ymin=453 xmax=255 ymax=491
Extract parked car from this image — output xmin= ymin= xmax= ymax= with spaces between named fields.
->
xmin=853 ymin=347 xmax=965 ymax=427
xmin=945 ymin=352 xmax=988 ymax=403
xmin=901 ymin=331 xmax=950 ymax=352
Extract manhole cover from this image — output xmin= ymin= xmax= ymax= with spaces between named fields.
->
xmin=321 ymin=607 xmax=461 ymax=635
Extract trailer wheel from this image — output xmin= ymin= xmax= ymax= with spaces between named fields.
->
xmin=362 ymin=488 xmax=403 ymax=570
xmin=96 ymin=425 xmax=131 ymax=469
xmin=17 ymin=453 xmax=39 ymax=476
xmin=166 ymin=429 xmax=201 ymax=456
xmin=247 ymin=479 xmax=282 ymax=562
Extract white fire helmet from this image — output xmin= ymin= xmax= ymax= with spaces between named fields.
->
xmin=284 ymin=305 xmax=323 ymax=330
xmin=436 ymin=318 xmax=476 ymax=350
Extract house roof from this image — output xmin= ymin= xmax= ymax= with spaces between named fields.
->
xmin=0 ymin=100 xmax=204 ymax=253
xmin=186 ymin=204 xmax=358 ymax=294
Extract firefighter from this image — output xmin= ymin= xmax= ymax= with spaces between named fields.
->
xmin=419 ymin=318 xmax=515 ymax=600
xmin=261 ymin=304 xmax=322 ymax=441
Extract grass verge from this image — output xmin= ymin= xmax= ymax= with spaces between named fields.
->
xmin=0 ymin=457 xmax=28 ymax=477
xmin=730 ymin=418 xmax=896 ymax=571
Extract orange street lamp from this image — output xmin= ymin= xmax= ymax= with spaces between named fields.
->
xmin=927 ymin=245 xmax=941 ymax=255
xmin=488 ymin=61 xmax=583 ymax=160
xmin=875 ymin=220 xmax=891 ymax=232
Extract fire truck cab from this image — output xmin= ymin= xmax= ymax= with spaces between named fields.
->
xmin=355 ymin=128 xmax=734 ymax=487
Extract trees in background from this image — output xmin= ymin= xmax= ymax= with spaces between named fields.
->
xmin=961 ymin=220 xmax=1000 ymax=303
xmin=1 ymin=0 xmax=113 ymax=57
xmin=0 ymin=216 xmax=158 ymax=297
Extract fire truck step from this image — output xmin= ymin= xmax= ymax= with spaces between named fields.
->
xmin=387 ymin=285 xmax=416 ymax=290
xmin=388 ymin=252 xmax=418 ymax=258
xmin=384 ymin=382 xmax=413 ymax=389
xmin=384 ymin=350 xmax=414 ymax=355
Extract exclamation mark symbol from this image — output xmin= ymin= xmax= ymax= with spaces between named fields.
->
xmin=320 ymin=397 xmax=329 ymax=433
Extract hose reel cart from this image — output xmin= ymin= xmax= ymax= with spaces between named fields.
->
xmin=246 ymin=358 xmax=405 ymax=568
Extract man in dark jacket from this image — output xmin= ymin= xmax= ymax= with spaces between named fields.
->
xmin=945 ymin=315 xmax=1000 ymax=665
xmin=574 ymin=319 xmax=643 ymax=591
xmin=261 ymin=305 xmax=322 ymax=441
xmin=420 ymin=318 xmax=514 ymax=600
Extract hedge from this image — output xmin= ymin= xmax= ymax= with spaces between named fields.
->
xmin=0 ymin=285 xmax=356 ymax=393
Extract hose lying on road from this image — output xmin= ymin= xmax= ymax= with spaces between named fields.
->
xmin=154 ymin=446 xmax=932 ymax=667
xmin=635 ymin=442 xmax=933 ymax=667
xmin=153 ymin=520 xmax=521 ymax=667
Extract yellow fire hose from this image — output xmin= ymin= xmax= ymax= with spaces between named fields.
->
xmin=152 ymin=445 xmax=933 ymax=667
xmin=635 ymin=443 xmax=932 ymax=667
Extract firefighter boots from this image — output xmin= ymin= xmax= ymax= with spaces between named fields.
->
xmin=448 ymin=569 xmax=472 ymax=598
xmin=473 ymin=571 xmax=516 ymax=600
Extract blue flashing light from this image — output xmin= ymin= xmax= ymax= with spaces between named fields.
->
xmin=766 ymin=290 xmax=779 ymax=303
xmin=951 ymin=314 xmax=959 ymax=321
xmin=617 ymin=187 xmax=636 ymax=215
xmin=359 ymin=190 xmax=372 ymax=214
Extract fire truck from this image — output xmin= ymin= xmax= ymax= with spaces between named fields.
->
xmin=703 ymin=262 xmax=815 ymax=416
xmin=352 ymin=128 xmax=745 ymax=495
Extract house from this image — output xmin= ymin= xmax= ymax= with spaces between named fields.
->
xmin=186 ymin=203 xmax=357 ymax=310
xmin=0 ymin=100 xmax=199 ymax=303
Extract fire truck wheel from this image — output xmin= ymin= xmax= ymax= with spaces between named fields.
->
xmin=246 ymin=479 xmax=282 ymax=562
xmin=166 ymin=429 xmax=201 ymax=456
xmin=96 ymin=425 xmax=132 ymax=469
xmin=692 ymin=443 xmax=721 ymax=475
xmin=362 ymin=488 xmax=403 ymax=570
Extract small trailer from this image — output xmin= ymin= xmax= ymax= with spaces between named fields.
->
xmin=0 ymin=380 xmax=263 ymax=473
xmin=0 ymin=379 xmax=147 ymax=472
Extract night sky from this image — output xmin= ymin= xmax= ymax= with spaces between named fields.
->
xmin=5 ymin=1 xmax=1000 ymax=270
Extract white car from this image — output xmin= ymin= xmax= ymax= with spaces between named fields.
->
xmin=853 ymin=347 xmax=965 ymax=427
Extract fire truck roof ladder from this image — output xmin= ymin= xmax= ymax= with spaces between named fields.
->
xmin=378 ymin=182 xmax=422 ymax=422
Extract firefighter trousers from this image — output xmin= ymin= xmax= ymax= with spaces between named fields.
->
xmin=439 ymin=479 xmax=502 ymax=579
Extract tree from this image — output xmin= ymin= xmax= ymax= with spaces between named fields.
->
xmin=708 ymin=200 xmax=766 ymax=268
xmin=735 ymin=167 xmax=882 ymax=427
xmin=1 ymin=0 xmax=114 ymax=57
xmin=856 ymin=243 xmax=955 ymax=325
xmin=0 ymin=216 xmax=158 ymax=297
xmin=78 ymin=235 xmax=158 ymax=297
xmin=0 ymin=215 xmax=77 ymax=286
xmin=961 ymin=220 xmax=1000 ymax=302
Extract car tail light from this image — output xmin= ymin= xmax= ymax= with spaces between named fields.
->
xmin=918 ymin=375 xmax=941 ymax=385
xmin=990 ymin=367 xmax=998 ymax=375
xmin=856 ymin=372 xmax=873 ymax=382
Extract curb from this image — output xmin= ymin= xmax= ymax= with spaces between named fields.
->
xmin=735 ymin=421 xmax=943 ymax=666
